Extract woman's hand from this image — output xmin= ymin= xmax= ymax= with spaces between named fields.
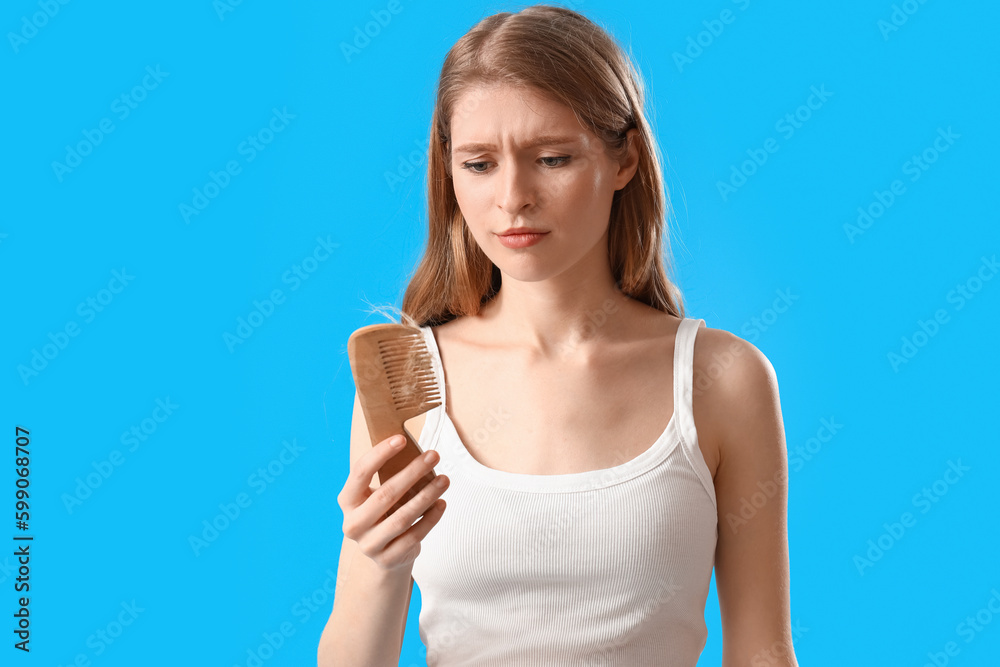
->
xmin=337 ymin=434 xmax=450 ymax=572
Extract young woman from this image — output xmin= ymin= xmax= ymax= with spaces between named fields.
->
xmin=321 ymin=5 xmax=797 ymax=666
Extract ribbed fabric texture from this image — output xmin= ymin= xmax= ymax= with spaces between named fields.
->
xmin=410 ymin=318 xmax=718 ymax=666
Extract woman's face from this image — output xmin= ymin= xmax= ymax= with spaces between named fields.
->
xmin=449 ymin=84 xmax=638 ymax=283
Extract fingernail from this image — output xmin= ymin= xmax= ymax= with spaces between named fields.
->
xmin=391 ymin=435 xmax=405 ymax=447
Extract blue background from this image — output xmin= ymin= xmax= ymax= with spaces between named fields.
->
xmin=2 ymin=0 xmax=998 ymax=665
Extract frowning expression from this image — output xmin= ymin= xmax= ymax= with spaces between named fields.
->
xmin=449 ymin=84 xmax=637 ymax=282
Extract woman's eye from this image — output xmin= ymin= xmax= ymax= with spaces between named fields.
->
xmin=461 ymin=161 xmax=490 ymax=173
xmin=460 ymin=156 xmax=570 ymax=174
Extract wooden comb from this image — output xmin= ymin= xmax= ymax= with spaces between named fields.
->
xmin=347 ymin=323 xmax=442 ymax=520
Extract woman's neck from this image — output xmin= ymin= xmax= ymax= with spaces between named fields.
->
xmin=473 ymin=279 xmax=649 ymax=358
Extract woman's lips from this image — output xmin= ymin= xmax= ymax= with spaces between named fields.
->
xmin=497 ymin=232 xmax=548 ymax=249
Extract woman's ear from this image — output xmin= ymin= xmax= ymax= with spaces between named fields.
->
xmin=613 ymin=128 xmax=641 ymax=192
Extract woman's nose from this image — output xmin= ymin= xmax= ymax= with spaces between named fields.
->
xmin=496 ymin=159 xmax=535 ymax=215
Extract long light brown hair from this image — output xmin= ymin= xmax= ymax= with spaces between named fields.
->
xmin=400 ymin=4 xmax=685 ymax=327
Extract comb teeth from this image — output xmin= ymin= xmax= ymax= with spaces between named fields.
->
xmin=378 ymin=333 xmax=442 ymax=412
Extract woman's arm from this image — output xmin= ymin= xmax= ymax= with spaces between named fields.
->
xmin=317 ymin=392 xmax=417 ymax=666
xmin=695 ymin=329 xmax=799 ymax=667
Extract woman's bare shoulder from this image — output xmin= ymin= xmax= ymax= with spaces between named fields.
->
xmin=428 ymin=314 xmax=492 ymax=351
xmin=691 ymin=325 xmax=778 ymax=400
xmin=690 ymin=324 xmax=781 ymax=480
xmin=433 ymin=316 xmax=464 ymax=336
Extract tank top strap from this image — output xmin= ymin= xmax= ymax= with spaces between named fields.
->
xmin=416 ymin=324 xmax=452 ymax=458
xmin=673 ymin=317 xmax=716 ymax=510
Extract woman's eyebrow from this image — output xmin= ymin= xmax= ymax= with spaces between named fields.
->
xmin=453 ymin=134 xmax=580 ymax=155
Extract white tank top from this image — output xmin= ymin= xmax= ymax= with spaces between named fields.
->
xmin=410 ymin=318 xmax=718 ymax=666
